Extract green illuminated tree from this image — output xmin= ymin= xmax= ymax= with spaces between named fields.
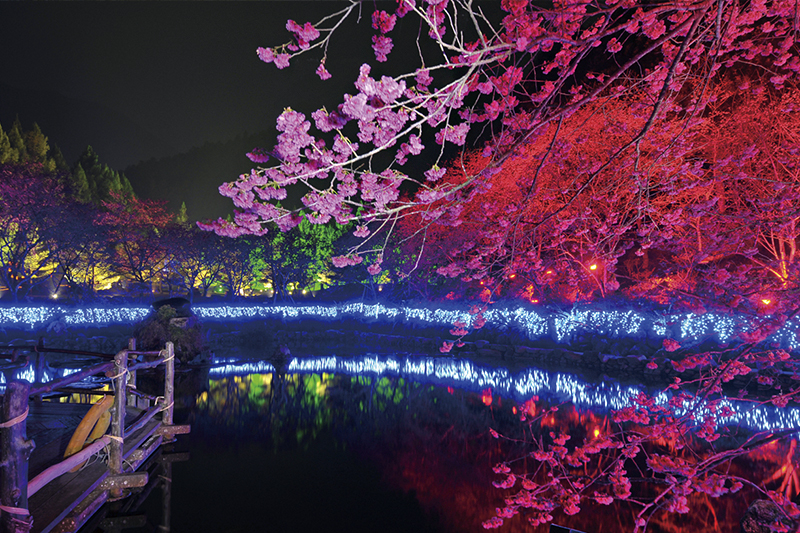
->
xmin=49 ymin=143 xmax=69 ymax=172
xmin=219 ymin=236 xmax=266 ymax=299
xmin=0 ymin=122 xmax=14 ymax=165
xmin=120 ymin=172 xmax=135 ymax=197
xmin=176 ymin=201 xmax=189 ymax=225
xmin=6 ymin=117 xmax=26 ymax=163
xmin=70 ymin=163 xmax=92 ymax=204
xmin=24 ymin=122 xmax=49 ymax=164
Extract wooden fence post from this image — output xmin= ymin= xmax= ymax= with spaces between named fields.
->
xmin=127 ymin=338 xmax=138 ymax=408
xmin=160 ymin=461 xmax=172 ymax=532
xmin=163 ymin=342 xmax=174 ymax=427
xmin=109 ymin=349 xmax=128 ymax=500
xmin=1 ymin=380 xmax=34 ymax=532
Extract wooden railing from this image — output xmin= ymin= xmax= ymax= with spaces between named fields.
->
xmin=0 ymin=339 xmax=179 ymax=533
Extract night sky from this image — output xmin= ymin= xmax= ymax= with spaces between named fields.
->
xmin=0 ymin=1 xmax=398 ymax=220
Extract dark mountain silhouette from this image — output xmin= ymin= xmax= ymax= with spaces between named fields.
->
xmin=124 ymin=131 xmax=275 ymax=222
xmin=0 ymin=83 xmax=177 ymax=169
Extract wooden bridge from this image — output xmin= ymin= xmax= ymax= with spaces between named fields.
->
xmin=0 ymin=340 xmax=190 ymax=533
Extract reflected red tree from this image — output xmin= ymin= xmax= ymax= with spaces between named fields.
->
xmin=485 ymin=343 xmax=800 ymax=531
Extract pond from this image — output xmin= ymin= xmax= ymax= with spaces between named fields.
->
xmin=40 ymin=352 xmax=792 ymax=533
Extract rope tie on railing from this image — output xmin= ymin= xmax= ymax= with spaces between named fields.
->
xmin=106 ymin=435 xmax=124 ymax=444
xmin=0 ymin=407 xmax=29 ymax=428
xmin=155 ymin=397 xmax=174 ymax=412
xmin=107 ymin=368 xmax=128 ymax=381
xmin=0 ymin=504 xmax=30 ymax=516
xmin=161 ymin=354 xmax=174 ymax=363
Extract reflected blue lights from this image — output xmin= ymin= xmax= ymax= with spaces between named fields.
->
xmin=207 ymin=354 xmax=800 ymax=436
xmin=209 ymin=359 xmax=276 ymax=377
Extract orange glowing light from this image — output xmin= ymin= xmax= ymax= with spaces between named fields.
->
xmin=594 ymin=428 xmax=600 ymax=438
xmin=531 ymin=299 xmax=539 ymax=303
xmin=481 ymin=388 xmax=493 ymax=406
xmin=546 ymin=270 xmax=553 ymax=274
xmin=509 ymin=273 xmax=516 ymax=279
xmin=512 ymin=406 xmax=517 ymax=414
xmin=762 ymin=299 xmax=772 ymax=305
xmin=589 ymin=264 xmax=598 ymax=271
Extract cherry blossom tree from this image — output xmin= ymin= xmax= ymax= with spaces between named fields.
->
xmin=0 ymin=163 xmax=66 ymax=301
xmin=387 ymin=79 xmax=800 ymax=316
xmin=198 ymin=1 xmax=800 ymax=531
xmin=203 ymin=0 xmax=799 ymax=283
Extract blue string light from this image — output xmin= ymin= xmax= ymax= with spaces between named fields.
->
xmin=0 ymin=303 xmax=797 ymax=349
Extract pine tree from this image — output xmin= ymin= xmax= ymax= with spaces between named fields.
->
xmin=8 ymin=117 xmax=28 ymax=163
xmin=0 ymin=122 xmax=14 ymax=165
xmin=24 ymin=122 xmax=49 ymax=163
xmin=49 ymin=143 xmax=69 ymax=171
xmin=76 ymin=146 xmax=102 ymax=178
xmin=109 ymin=169 xmax=122 ymax=195
xmin=76 ymin=146 xmax=103 ymax=202
xmin=94 ymin=164 xmax=122 ymax=202
xmin=120 ymin=172 xmax=135 ymax=198
xmin=177 ymin=201 xmax=188 ymax=224
xmin=70 ymin=163 xmax=92 ymax=203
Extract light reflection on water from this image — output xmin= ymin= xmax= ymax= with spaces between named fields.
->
xmin=0 ymin=348 xmax=792 ymax=533
xmin=209 ymin=354 xmax=800 ymax=437
xmin=3 ymin=351 xmax=798 ymax=532
xmin=191 ymin=359 xmax=797 ymax=533
xmin=4 ymin=351 xmax=798 ymax=436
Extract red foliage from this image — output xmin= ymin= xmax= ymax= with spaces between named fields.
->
xmin=96 ymin=191 xmax=174 ymax=289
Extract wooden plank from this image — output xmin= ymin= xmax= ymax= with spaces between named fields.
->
xmin=28 ymin=417 xmax=161 ymax=533
xmin=48 ymin=490 xmax=107 ymax=533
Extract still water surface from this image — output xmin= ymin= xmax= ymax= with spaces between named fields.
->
xmin=69 ymin=353 xmax=797 ymax=533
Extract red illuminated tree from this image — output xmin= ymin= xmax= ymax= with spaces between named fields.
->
xmin=389 ymin=79 xmax=800 ymax=315
xmin=96 ymin=192 xmax=174 ymax=296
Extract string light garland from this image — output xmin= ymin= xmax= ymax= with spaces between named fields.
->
xmin=0 ymin=303 xmax=796 ymax=350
